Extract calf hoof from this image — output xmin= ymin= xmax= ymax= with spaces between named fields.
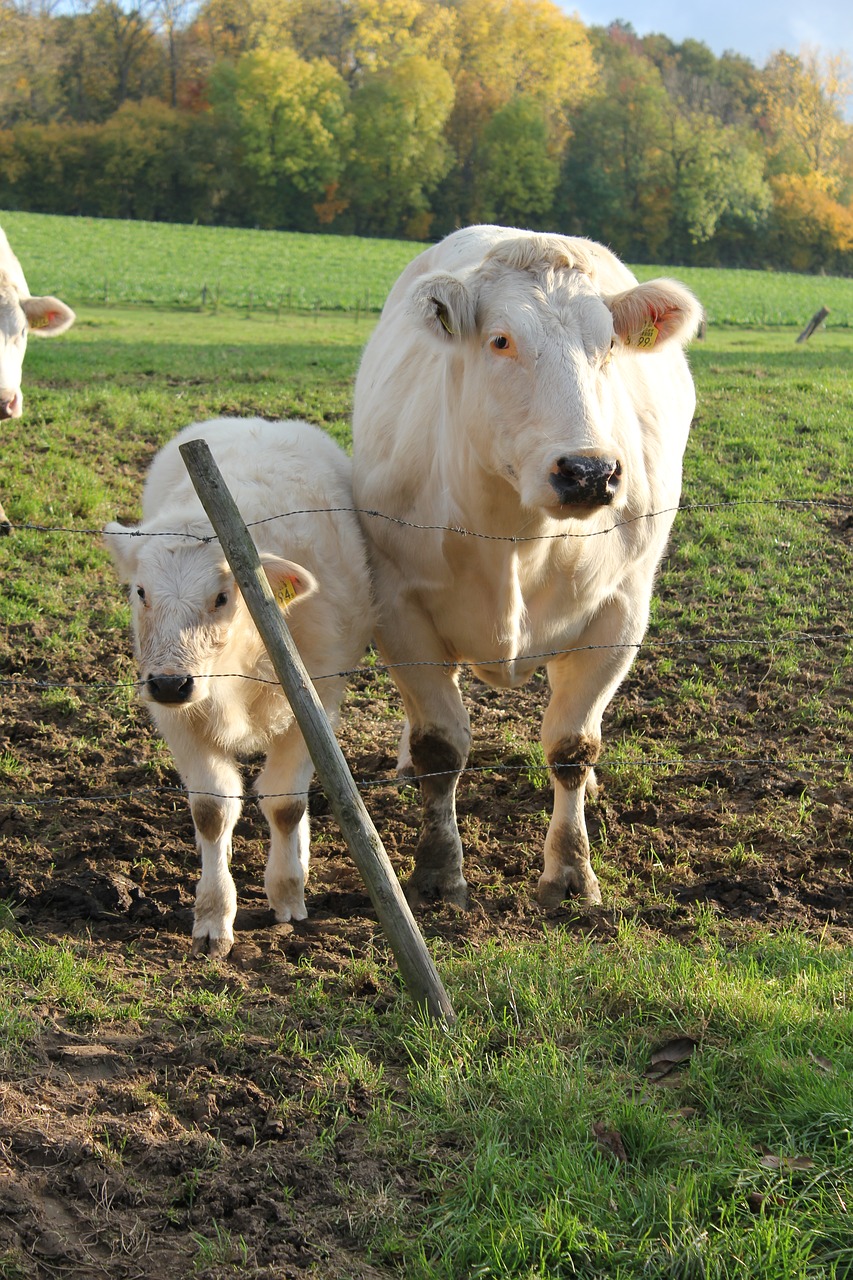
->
xmin=191 ymin=933 xmax=234 ymax=960
xmin=536 ymin=867 xmax=602 ymax=908
xmin=405 ymin=869 xmax=469 ymax=910
xmin=266 ymin=877 xmax=308 ymax=923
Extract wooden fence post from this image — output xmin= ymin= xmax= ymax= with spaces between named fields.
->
xmin=179 ymin=438 xmax=456 ymax=1024
xmin=796 ymin=307 xmax=830 ymax=343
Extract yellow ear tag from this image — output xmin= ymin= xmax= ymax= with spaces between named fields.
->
xmin=276 ymin=578 xmax=298 ymax=606
xmin=635 ymin=320 xmax=658 ymax=349
xmin=29 ymin=314 xmax=51 ymax=329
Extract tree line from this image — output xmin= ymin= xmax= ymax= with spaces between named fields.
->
xmin=1 ymin=0 xmax=852 ymax=272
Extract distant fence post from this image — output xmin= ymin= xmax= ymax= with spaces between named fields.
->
xmin=796 ymin=307 xmax=830 ymax=344
xmin=179 ymin=438 xmax=456 ymax=1025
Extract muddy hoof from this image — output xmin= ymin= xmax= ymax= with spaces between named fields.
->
xmin=191 ymin=935 xmax=233 ymax=960
xmin=536 ymin=872 xmax=602 ymax=908
xmin=404 ymin=872 xmax=469 ymax=910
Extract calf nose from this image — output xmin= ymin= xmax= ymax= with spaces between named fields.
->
xmin=147 ymin=673 xmax=195 ymax=704
xmin=550 ymin=455 xmax=622 ymax=507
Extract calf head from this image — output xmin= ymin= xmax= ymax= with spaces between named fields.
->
xmin=408 ymin=235 xmax=701 ymax=519
xmin=104 ymin=529 xmax=316 ymax=706
xmin=0 ymin=271 xmax=75 ymax=420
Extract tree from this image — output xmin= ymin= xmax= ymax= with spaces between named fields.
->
xmin=0 ymin=0 xmax=68 ymax=125
xmin=761 ymin=48 xmax=853 ymax=198
xmin=56 ymin=1 xmax=164 ymax=122
xmin=474 ymin=95 xmax=558 ymax=227
xmin=558 ymin=39 xmax=671 ymax=258
xmin=207 ymin=46 xmax=350 ymax=229
xmin=344 ymin=53 xmax=454 ymax=237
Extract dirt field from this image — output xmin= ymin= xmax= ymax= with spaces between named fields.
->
xmin=1 ymin=509 xmax=851 ymax=1280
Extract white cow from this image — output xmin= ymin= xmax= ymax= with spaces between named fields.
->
xmin=352 ymin=225 xmax=702 ymax=909
xmin=106 ymin=418 xmax=373 ymax=957
xmin=0 ymin=225 xmax=76 ymax=533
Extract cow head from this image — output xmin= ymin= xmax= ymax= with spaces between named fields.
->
xmin=408 ymin=235 xmax=701 ymax=520
xmin=104 ymin=528 xmax=317 ymax=707
xmin=0 ymin=271 xmax=75 ymax=420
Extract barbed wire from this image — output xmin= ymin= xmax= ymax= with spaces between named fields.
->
xmin=1 ymin=753 xmax=849 ymax=812
xmin=1 ymin=631 xmax=849 ymax=698
xmin=7 ymin=495 xmax=850 ymax=548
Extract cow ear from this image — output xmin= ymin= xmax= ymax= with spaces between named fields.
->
xmin=409 ymin=273 xmax=475 ymax=341
xmin=607 ymin=279 xmax=702 ymax=351
xmin=259 ymin=555 xmax=318 ymax=609
xmin=103 ymin=522 xmax=139 ymax=582
xmin=21 ymin=295 xmax=76 ymax=336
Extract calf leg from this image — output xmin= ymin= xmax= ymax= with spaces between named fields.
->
xmin=153 ymin=712 xmax=242 ymax=958
xmin=256 ymin=725 xmax=316 ymax=923
xmin=538 ymin=592 xmax=647 ymax=907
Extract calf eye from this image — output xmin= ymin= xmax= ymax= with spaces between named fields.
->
xmin=136 ymin=586 xmax=146 ymax=602
xmin=214 ymin=592 xmax=228 ymax=609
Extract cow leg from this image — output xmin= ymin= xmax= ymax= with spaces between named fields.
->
xmin=538 ymin=593 xmax=646 ymax=907
xmin=154 ymin=713 xmax=243 ymax=958
xmin=256 ymin=724 xmax=316 ymax=924
xmin=394 ymin=670 xmax=471 ymax=909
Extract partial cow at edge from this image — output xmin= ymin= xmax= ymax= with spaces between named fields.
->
xmin=0 ymin=224 xmax=76 ymax=534
xmin=352 ymin=224 xmax=702 ymax=911
xmin=105 ymin=417 xmax=374 ymax=958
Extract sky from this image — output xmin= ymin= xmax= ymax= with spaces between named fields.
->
xmin=569 ymin=0 xmax=853 ymax=67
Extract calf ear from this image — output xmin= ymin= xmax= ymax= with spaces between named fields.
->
xmin=409 ymin=272 xmax=476 ymax=342
xmin=21 ymin=295 xmax=76 ymax=336
xmin=607 ymin=279 xmax=702 ymax=351
xmin=103 ymin=522 xmax=139 ymax=581
xmin=259 ymin=555 xmax=319 ymax=609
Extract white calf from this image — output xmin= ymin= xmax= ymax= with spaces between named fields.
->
xmin=106 ymin=417 xmax=373 ymax=957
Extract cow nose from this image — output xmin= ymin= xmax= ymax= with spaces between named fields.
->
xmin=147 ymin=673 xmax=195 ymax=704
xmin=0 ymin=396 xmax=15 ymax=421
xmin=550 ymin=455 xmax=622 ymax=507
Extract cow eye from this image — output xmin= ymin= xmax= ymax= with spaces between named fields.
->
xmin=136 ymin=586 xmax=146 ymax=602
xmin=214 ymin=592 xmax=228 ymax=609
xmin=490 ymin=333 xmax=516 ymax=357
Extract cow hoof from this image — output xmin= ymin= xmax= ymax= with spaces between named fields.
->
xmin=405 ymin=872 xmax=469 ymax=910
xmin=536 ymin=872 xmax=603 ymax=908
xmin=0 ymin=521 xmax=11 ymax=537
xmin=191 ymin=934 xmax=233 ymax=960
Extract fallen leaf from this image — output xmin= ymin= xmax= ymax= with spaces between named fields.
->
xmin=747 ymin=1191 xmax=786 ymax=1212
xmin=650 ymin=1037 xmax=697 ymax=1067
xmin=592 ymin=1122 xmax=628 ymax=1163
xmin=759 ymin=1154 xmax=815 ymax=1171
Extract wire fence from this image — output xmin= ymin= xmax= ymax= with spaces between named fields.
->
xmin=2 ymin=493 xmax=851 ymax=812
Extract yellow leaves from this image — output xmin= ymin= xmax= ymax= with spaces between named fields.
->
xmin=454 ymin=0 xmax=597 ymax=115
xmin=762 ymin=47 xmax=853 ymax=198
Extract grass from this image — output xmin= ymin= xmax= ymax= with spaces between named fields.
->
xmin=361 ymin=924 xmax=853 ymax=1279
xmin=4 ymin=208 xmax=853 ymax=325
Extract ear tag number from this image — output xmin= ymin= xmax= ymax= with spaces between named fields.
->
xmin=30 ymin=315 xmax=51 ymax=330
xmin=636 ymin=321 xmax=658 ymax=348
xmin=277 ymin=579 xmax=298 ymax=606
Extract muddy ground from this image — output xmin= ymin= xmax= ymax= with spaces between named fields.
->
xmin=0 ymin=538 xmax=851 ymax=1276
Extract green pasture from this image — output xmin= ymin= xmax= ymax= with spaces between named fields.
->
xmin=1 ymin=225 xmax=852 ymax=1279
xmin=4 ymin=208 xmax=853 ymax=325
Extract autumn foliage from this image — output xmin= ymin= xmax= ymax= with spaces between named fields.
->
xmin=0 ymin=0 xmax=851 ymax=272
